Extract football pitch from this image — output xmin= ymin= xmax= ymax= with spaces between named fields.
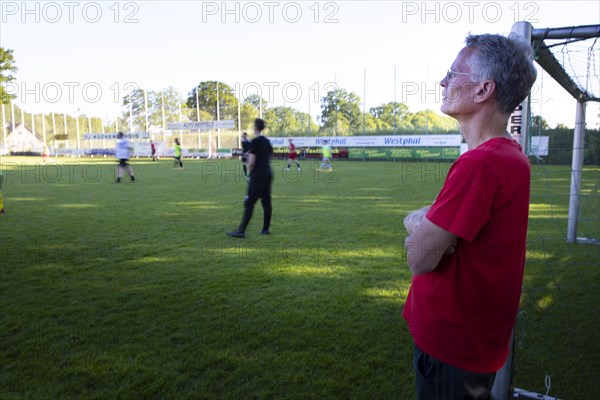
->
xmin=1 ymin=156 xmax=598 ymax=399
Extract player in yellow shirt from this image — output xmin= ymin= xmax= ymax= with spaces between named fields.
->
xmin=320 ymin=140 xmax=332 ymax=171
xmin=173 ymin=138 xmax=183 ymax=170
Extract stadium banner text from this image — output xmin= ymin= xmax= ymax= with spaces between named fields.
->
xmin=348 ymin=147 xmax=460 ymax=159
xmin=268 ymin=135 xmax=462 ymax=148
xmin=83 ymin=132 xmax=150 ymax=140
xmin=167 ymin=120 xmax=235 ymax=130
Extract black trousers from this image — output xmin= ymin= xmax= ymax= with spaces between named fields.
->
xmin=238 ymin=172 xmax=272 ymax=232
xmin=413 ymin=345 xmax=496 ymax=400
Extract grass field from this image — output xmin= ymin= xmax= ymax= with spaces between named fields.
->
xmin=0 ymin=156 xmax=598 ymax=399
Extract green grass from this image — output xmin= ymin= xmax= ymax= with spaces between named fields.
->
xmin=0 ymin=156 xmax=598 ymax=399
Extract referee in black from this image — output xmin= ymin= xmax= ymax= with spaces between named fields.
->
xmin=228 ymin=118 xmax=273 ymax=238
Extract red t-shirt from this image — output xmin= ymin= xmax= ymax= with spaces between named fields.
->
xmin=288 ymin=143 xmax=297 ymax=159
xmin=403 ymin=137 xmax=530 ymax=373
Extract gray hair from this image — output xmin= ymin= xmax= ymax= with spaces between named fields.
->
xmin=465 ymin=33 xmax=537 ymax=115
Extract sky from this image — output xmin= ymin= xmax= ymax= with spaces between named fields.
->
xmin=1 ymin=0 xmax=599 ymax=129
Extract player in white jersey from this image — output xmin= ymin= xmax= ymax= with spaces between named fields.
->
xmin=115 ymin=132 xmax=136 ymax=183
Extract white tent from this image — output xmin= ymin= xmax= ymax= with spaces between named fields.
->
xmin=5 ymin=123 xmax=45 ymax=154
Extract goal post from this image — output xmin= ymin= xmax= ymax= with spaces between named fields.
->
xmin=493 ymin=21 xmax=600 ymax=399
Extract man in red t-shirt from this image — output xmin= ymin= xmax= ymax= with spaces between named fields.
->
xmin=286 ymin=139 xmax=300 ymax=171
xmin=403 ymin=33 xmax=537 ymax=399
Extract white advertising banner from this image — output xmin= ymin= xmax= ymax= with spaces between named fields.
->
xmin=83 ymin=132 xmax=150 ymax=140
xmin=54 ymin=148 xmax=86 ymax=156
xmin=167 ymin=120 xmax=235 ymax=130
xmin=134 ymin=142 xmax=152 ymax=157
xmin=530 ymin=136 xmax=549 ymax=156
xmin=267 ymin=135 xmax=461 ymax=148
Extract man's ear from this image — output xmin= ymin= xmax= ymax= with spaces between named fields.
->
xmin=474 ymin=80 xmax=496 ymax=103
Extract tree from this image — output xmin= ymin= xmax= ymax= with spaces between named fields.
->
xmin=369 ymin=102 xmax=410 ymax=131
xmin=157 ymin=86 xmax=190 ymax=128
xmin=187 ymin=81 xmax=239 ymax=121
xmin=363 ymin=112 xmax=378 ymax=132
xmin=122 ymin=88 xmax=157 ymax=131
xmin=319 ymin=88 xmax=362 ymax=135
xmin=531 ymin=114 xmax=550 ymax=131
xmin=244 ymin=94 xmax=268 ymax=113
xmin=294 ymin=111 xmax=319 ymax=135
xmin=119 ymin=87 xmax=190 ymax=133
xmin=263 ymin=107 xmax=318 ymax=135
xmin=240 ymin=102 xmax=259 ymax=132
xmin=0 ymin=48 xmax=18 ymax=104
xmin=407 ymin=110 xmax=458 ymax=132
xmin=264 ymin=107 xmax=301 ymax=134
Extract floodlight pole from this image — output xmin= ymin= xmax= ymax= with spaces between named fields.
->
xmin=308 ymin=95 xmax=311 ymax=135
xmin=197 ymin=88 xmax=202 ymax=151
xmin=52 ymin=112 xmax=56 ymax=148
xmin=63 ymin=112 xmax=69 ymax=149
xmin=161 ymin=91 xmax=166 ymax=142
xmin=363 ymin=68 xmax=366 ymax=136
xmin=76 ymin=110 xmax=80 ymax=151
xmin=11 ymin=103 xmax=15 ymax=133
xmin=567 ymin=100 xmax=587 ymax=243
xmin=101 ymin=117 xmax=105 ymax=150
xmin=216 ymin=82 xmax=221 ymax=150
xmin=2 ymin=105 xmax=7 ymax=149
xmin=144 ymin=90 xmax=151 ymax=140
xmin=306 ymin=91 xmax=310 ymax=136
xmin=42 ymin=112 xmax=46 ymax=146
xmin=394 ymin=65 xmax=397 ymax=135
xmin=237 ymin=95 xmax=241 ymax=148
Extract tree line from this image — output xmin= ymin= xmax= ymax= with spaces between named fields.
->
xmin=118 ymin=81 xmax=459 ymax=136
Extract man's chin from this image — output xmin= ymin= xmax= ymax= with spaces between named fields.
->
xmin=440 ymin=103 xmax=451 ymax=116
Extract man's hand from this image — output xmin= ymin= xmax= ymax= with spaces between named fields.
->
xmin=403 ymin=206 xmax=431 ymax=235
xmin=405 ymin=216 xmax=457 ymax=275
xmin=445 ymin=239 xmax=458 ymax=255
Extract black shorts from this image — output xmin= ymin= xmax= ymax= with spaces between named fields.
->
xmin=119 ymin=159 xmax=129 ymax=166
xmin=413 ymin=345 xmax=496 ymax=399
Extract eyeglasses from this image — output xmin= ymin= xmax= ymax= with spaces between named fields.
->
xmin=445 ymin=69 xmax=473 ymax=81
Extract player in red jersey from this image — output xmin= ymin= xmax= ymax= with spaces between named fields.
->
xmin=150 ymin=140 xmax=157 ymax=161
xmin=286 ymin=139 xmax=300 ymax=171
